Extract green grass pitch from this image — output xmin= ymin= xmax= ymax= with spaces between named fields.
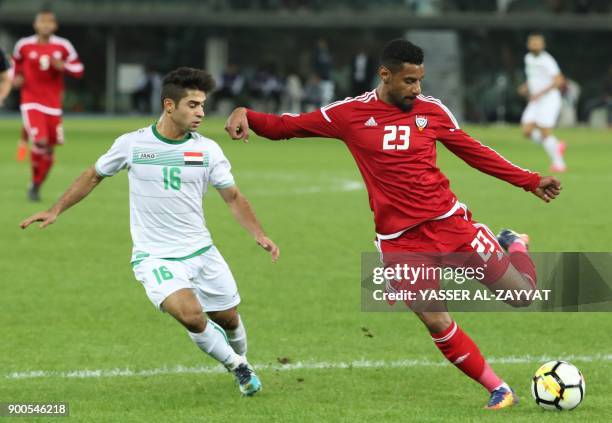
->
xmin=1 ymin=117 xmax=610 ymax=422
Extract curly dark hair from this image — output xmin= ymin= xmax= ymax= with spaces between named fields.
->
xmin=161 ymin=67 xmax=216 ymax=107
xmin=380 ymin=39 xmax=424 ymax=72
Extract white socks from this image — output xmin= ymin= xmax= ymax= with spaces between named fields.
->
xmin=188 ymin=320 xmax=243 ymax=370
xmin=226 ymin=315 xmax=248 ymax=357
xmin=542 ymin=135 xmax=566 ymax=167
xmin=530 ymin=128 xmax=543 ymax=144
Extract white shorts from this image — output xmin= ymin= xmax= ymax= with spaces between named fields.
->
xmin=521 ymin=92 xmax=561 ymax=128
xmin=133 ymin=245 xmax=240 ymax=312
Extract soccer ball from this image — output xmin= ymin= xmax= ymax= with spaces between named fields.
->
xmin=531 ymin=361 xmax=585 ymax=410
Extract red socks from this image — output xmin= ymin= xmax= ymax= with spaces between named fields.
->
xmin=31 ymin=147 xmax=54 ymax=187
xmin=431 ymin=321 xmax=503 ymax=392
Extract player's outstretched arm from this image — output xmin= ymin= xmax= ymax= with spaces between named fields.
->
xmin=20 ymin=166 xmax=104 ymax=229
xmin=533 ymin=175 xmax=562 ymax=203
xmin=225 ymin=106 xmax=342 ymax=142
xmin=225 ymin=107 xmax=250 ymax=142
xmin=217 ymin=185 xmax=280 ymax=262
xmin=0 ymin=70 xmax=10 ymax=106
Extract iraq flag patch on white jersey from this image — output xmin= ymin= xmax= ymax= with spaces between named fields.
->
xmin=184 ymin=152 xmax=204 ymax=166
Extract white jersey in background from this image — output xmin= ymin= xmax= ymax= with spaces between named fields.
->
xmin=95 ymin=124 xmax=235 ymax=264
xmin=522 ymin=51 xmax=563 ymax=128
xmin=524 ymin=51 xmax=561 ymax=98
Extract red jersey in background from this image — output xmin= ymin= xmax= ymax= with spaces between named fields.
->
xmin=13 ymin=34 xmax=84 ymax=115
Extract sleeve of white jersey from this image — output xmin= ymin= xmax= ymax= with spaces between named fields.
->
xmin=95 ymin=136 xmax=130 ymax=177
xmin=546 ymin=55 xmax=561 ymax=76
xmin=209 ymin=143 xmax=235 ymax=189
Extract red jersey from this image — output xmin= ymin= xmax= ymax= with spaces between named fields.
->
xmin=246 ymin=90 xmax=540 ymax=238
xmin=13 ymin=35 xmax=84 ymax=114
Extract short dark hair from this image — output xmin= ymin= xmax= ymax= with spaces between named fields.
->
xmin=380 ymin=39 xmax=424 ymax=72
xmin=161 ymin=67 xmax=216 ymax=107
xmin=528 ymin=32 xmax=545 ymax=39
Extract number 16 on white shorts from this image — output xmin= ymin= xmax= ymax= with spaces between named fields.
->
xmin=133 ymin=246 xmax=241 ymax=313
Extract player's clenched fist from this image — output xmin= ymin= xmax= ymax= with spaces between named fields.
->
xmin=20 ymin=211 xmax=58 ymax=229
xmin=225 ymin=107 xmax=250 ymax=142
xmin=533 ymin=176 xmax=562 ymax=203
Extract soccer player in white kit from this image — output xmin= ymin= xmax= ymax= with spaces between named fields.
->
xmin=518 ymin=33 xmax=567 ymax=172
xmin=20 ymin=67 xmax=279 ymax=396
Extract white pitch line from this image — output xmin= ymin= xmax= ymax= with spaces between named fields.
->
xmin=5 ymin=353 xmax=611 ymax=380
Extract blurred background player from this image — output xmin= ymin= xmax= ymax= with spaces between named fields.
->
xmin=226 ymin=39 xmax=562 ymax=410
xmin=12 ymin=7 xmax=84 ymax=201
xmin=350 ymin=48 xmax=375 ymax=96
xmin=0 ymin=47 xmax=11 ymax=107
xmin=518 ymin=32 xmax=567 ymax=173
xmin=0 ymin=48 xmax=27 ymax=161
xmin=313 ymin=38 xmax=334 ymax=107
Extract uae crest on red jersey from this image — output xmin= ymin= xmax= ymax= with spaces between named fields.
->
xmin=415 ymin=115 xmax=428 ymax=132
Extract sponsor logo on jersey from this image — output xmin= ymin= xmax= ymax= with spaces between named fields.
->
xmin=138 ymin=152 xmax=157 ymax=160
xmin=184 ymin=151 xmax=204 ymax=165
xmin=415 ymin=116 xmax=428 ymax=131
xmin=364 ymin=117 xmax=378 ymax=127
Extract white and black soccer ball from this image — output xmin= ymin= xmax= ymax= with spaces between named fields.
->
xmin=531 ymin=360 xmax=585 ymax=410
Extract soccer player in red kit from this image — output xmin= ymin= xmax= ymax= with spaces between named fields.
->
xmin=12 ymin=8 xmax=84 ymax=201
xmin=225 ymin=39 xmax=562 ymax=409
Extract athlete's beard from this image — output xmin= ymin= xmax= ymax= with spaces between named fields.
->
xmin=390 ymin=92 xmax=415 ymax=112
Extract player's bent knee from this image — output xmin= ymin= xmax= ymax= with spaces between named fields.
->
xmin=178 ymin=309 xmax=206 ymax=333
xmin=507 ymin=294 xmax=534 ymax=308
xmin=32 ymin=141 xmax=48 ymax=152
xmin=492 ymin=284 xmax=534 ymax=308
xmin=415 ymin=312 xmax=452 ymax=333
xmin=539 ymin=127 xmax=552 ymax=137
xmin=168 ymin=301 xmax=206 ymax=332
xmin=219 ymin=316 xmax=239 ymax=331
xmin=207 ymin=308 xmax=239 ymax=330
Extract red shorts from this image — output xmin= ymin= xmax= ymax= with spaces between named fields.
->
xmin=22 ymin=108 xmax=64 ymax=146
xmin=376 ymin=210 xmax=510 ymax=307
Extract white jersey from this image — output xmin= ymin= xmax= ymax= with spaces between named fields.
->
xmin=524 ymin=51 xmax=561 ymax=97
xmin=95 ymin=124 xmax=235 ymax=263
